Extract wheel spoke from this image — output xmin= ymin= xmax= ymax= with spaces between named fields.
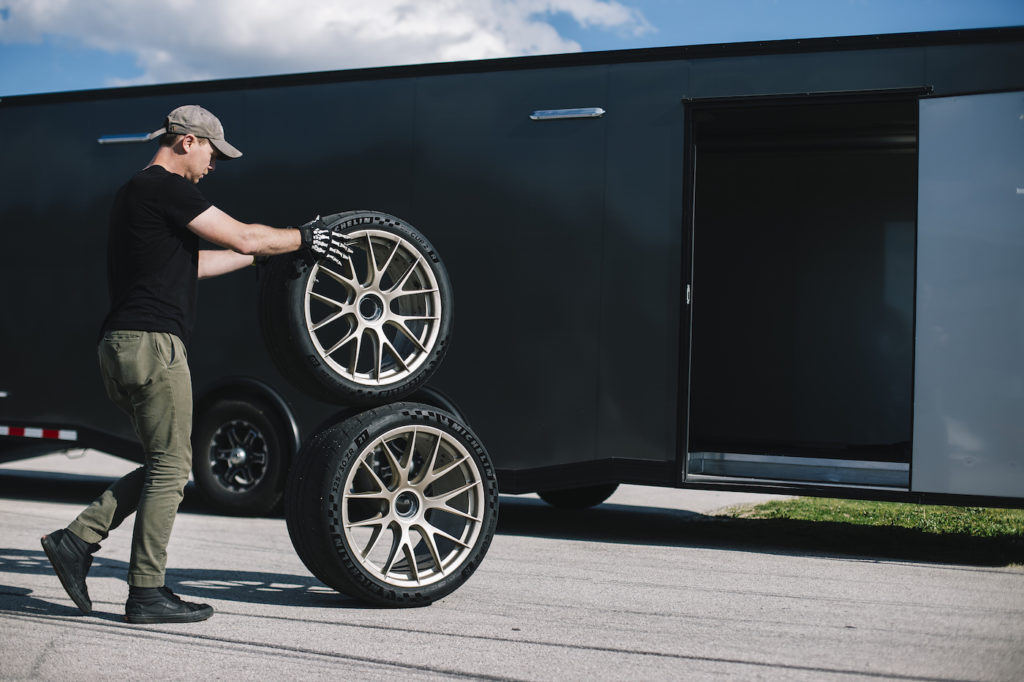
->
xmin=346 ymin=515 xmax=386 ymax=530
xmin=423 ymin=453 xmax=469 ymax=486
xmin=346 ymin=490 xmax=389 ymax=500
xmin=237 ymin=467 xmax=255 ymax=485
xmin=378 ymin=440 xmax=403 ymax=487
xmin=392 ymin=312 xmax=439 ymax=323
xmin=360 ymin=525 xmax=387 ymax=560
xmin=422 ymin=523 xmax=471 ymax=549
xmin=380 ymin=528 xmax=405 ymax=576
xmin=317 ymin=261 xmax=358 ymax=288
xmin=399 ymin=429 xmax=417 ymax=472
xmin=387 ymin=258 xmax=423 ymax=294
xmin=323 ymin=327 xmax=359 ymax=358
xmin=407 ymin=432 xmax=440 ymax=485
xmin=357 ymin=458 xmax=390 ymax=493
xmin=309 ymin=290 xmax=348 ymax=310
xmin=391 ymin=286 xmax=438 ymax=298
xmin=402 ymin=542 xmax=420 ymax=582
xmin=311 ymin=308 xmax=353 ymax=332
xmin=371 ymin=329 xmax=385 ymax=380
xmin=416 ymin=526 xmax=446 ymax=575
xmin=223 ymin=465 xmax=240 ymax=484
xmin=380 ymin=336 xmax=411 ymax=371
xmin=428 ymin=480 xmax=480 ymax=505
xmin=349 ymin=331 xmax=364 ymax=376
xmin=386 ymin=320 xmax=429 ymax=354
xmin=365 ymin=235 xmax=382 ymax=288
xmin=377 ymin=241 xmax=401 ymax=281
xmin=426 ymin=504 xmax=482 ymax=524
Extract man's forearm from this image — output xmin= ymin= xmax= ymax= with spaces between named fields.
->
xmin=188 ymin=207 xmax=302 ymax=256
xmin=236 ymin=223 xmax=302 ymax=256
xmin=198 ymin=249 xmax=256 ymax=279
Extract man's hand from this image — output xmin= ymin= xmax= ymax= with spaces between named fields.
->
xmin=297 ymin=216 xmax=355 ymax=268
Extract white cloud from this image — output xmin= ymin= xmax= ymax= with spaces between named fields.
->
xmin=0 ymin=0 xmax=652 ymax=86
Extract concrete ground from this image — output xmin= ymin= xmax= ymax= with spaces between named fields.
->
xmin=2 ymin=450 xmax=1023 ymax=681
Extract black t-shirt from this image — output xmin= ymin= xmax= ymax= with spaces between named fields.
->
xmin=100 ymin=165 xmax=212 ymax=348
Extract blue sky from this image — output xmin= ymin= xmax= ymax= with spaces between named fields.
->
xmin=1 ymin=0 xmax=1022 ymax=98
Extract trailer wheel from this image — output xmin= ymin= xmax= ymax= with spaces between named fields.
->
xmin=259 ymin=211 xmax=452 ymax=405
xmin=191 ymin=397 xmax=290 ymax=515
xmin=285 ymin=403 xmax=499 ymax=607
xmin=538 ymin=484 xmax=619 ymax=509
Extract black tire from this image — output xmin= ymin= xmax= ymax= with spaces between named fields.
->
xmin=259 ymin=211 xmax=453 ymax=406
xmin=191 ymin=397 xmax=291 ymax=515
xmin=538 ymin=483 xmax=619 ymax=509
xmin=285 ymin=402 xmax=499 ymax=607
xmin=284 ymin=415 xmax=346 ymax=588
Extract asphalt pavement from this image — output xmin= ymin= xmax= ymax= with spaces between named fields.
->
xmin=2 ymin=450 xmax=1022 ymax=681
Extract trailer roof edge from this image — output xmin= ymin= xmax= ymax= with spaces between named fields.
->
xmin=2 ymin=25 xmax=1022 ymax=106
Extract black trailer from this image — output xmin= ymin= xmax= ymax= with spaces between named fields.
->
xmin=2 ymin=27 xmax=1023 ymax=516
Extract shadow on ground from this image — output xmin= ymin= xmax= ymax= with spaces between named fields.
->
xmin=3 ymin=468 xmax=1022 ymax=568
xmin=0 ymin=547 xmax=361 ymax=620
xmin=496 ymin=496 xmax=1024 ymax=567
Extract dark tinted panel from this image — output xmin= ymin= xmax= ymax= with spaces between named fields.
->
xmin=689 ymin=99 xmax=917 ymax=460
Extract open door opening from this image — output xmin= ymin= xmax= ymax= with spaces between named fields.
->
xmin=686 ymin=95 xmax=918 ymax=489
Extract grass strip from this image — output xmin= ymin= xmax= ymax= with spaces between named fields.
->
xmin=711 ymin=498 xmax=1024 ymax=566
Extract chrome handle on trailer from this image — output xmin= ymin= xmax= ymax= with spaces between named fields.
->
xmin=530 ymin=107 xmax=606 ymax=120
xmin=97 ymin=133 xmax=153 ymax=144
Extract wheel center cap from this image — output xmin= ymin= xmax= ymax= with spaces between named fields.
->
xmin=229 ymin=447 xmax=247 ymax=466
xmin=395 ymin=491 xmax=420 ymax=518
xmin=358 ymin=293 xmax=385 ymax=322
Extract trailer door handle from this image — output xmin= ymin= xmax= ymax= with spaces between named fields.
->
xmin=97 ymin=133 xmax=155 ymax=144
xmin=530 ymin=107 xmax=605 ymax=120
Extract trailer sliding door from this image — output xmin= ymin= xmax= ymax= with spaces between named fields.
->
xmin=913 ymin=91 xmax=1024 ymax=498
xmin=685 ymin=95 xmax=918 ymax=489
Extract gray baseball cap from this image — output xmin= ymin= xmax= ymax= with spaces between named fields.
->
xmin=148 ymin=105 xmax=242 ymax=159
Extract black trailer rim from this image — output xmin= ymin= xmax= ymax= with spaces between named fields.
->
xmin=208 ymin=419 xmax=269 ymax=493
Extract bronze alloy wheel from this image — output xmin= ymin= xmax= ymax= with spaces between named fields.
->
xmin=285 ymin=403 xmax=498 ymax=606
xmin=259 ymin=211 xmax=453 ymax=406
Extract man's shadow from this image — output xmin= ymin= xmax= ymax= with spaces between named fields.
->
xmin=0 ymin=584 xmax=87 ymax=619
xmin=0 ymin=547 xmax=362 ymax=621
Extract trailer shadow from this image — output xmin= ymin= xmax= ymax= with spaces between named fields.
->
xmin=495 ymin=496 xmax=1024 ymax=568
xmin=5 ymin=469 xmax=1020 ymax=569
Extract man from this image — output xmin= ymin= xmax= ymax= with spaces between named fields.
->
xmin=40 ymin=105 xmax=349 ymax=624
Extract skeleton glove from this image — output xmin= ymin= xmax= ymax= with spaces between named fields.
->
xmin=298 ymin=216 xmax=355 ymax=268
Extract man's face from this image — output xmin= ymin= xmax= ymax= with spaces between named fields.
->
xmin=184 ymin=136 xmax=218 ymax=184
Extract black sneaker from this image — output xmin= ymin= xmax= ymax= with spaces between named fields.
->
xmin=41 ymin=529 xmax=96 ymax=615
xmin=125 ymin=586 xmax=214 ymax=624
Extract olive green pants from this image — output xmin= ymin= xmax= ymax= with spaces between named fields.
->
xmin=68 ymin=331 xmax=192 ymax=587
